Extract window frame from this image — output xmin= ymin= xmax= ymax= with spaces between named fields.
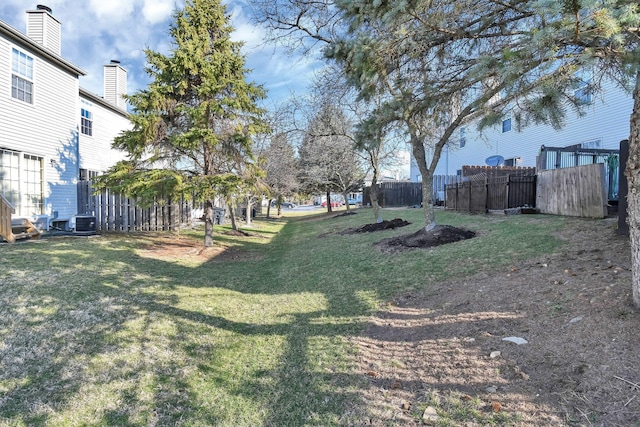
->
xmin=81 ymin=107 xmax=93 ymax=136
xmin=11 ymin=48 xmax=34 ymax=104
xmin=502 ymin=114 xmax=512 ymax=133
xmin=0 ymin=147 xmax=44 ymax=216
xmin=574 ymin=69 xmax=594 ymax=106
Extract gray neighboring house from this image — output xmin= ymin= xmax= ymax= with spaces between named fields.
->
xmin=0 ymin=5 xmax=130 ymax=230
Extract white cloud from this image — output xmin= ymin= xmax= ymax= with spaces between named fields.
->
xmin=88 ymin=0 xmax=134 ymax=21
xmin=0 ymin=0 xmax=317 ymax=104
xmin=142 ymin=0 xmax=174 ymax=24
xmin=227 ymin=4 xmax=263 ymax=50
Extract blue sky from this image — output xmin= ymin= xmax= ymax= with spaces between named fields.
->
xmin=0 ymin=0 xmax=320 ymax=108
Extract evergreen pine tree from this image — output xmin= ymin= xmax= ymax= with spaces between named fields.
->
xmin=96 ymin=0 xmax=268 ymax=246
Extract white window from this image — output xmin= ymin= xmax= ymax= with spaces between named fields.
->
xmin=502 ymin=115 xmax=512 ymax=133
xmin=11 ymin=48 xmax=34 ymax=104
xmin=81 ymin=107 xmax=93 ymax=136
xmin=0 ymin=149 xmax=20 ymax=209
xmin=575 ymin=70 xmax=593 ymax=105
xmin=0 ymin=148 xmax=44 ymax=216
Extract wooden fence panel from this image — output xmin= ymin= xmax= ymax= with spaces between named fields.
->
xmin=446 ymin=174 xmax=537 ymax=213
xmin=509 ymin=175 xmax=537 ymax=208
xmin=537 ymin=164 xmax=607 ymax=218
xmin=469 ymin=181 xmax=487 ymax=213
xmin=76 ymin=182 xmax=206 ymax=232
xmin=487 ymin=176 xmax=508 ymax=210
xmin=457 ymin=183 xmax=471 ymax=211
xmin=445 ymin=186 xmax=457 ymax=210
xmin=363 ymin=175 xmax=459 ymax=207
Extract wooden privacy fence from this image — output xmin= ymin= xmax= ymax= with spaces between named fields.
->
xmin=445 ymin=175 xmax=537 ymax=213
xmin=77 ymin=181 xmax=205 ymax=232
xmin=537 ymin=145 xmax=619 ymax=201
xmin=536 ymin=163 xmax=608 ymax=218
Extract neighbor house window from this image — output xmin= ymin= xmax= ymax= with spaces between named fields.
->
xmin=79 ymin=168 xmax=99 ymax=181
xmin=11 ymin=48 xmax=34 ymax=103
xmin=575 ymin=70 xmax=593 ymax=105
xmin=459 ymin=127 xmax=466 ymax=148
xmin=0 ymin=148 xmax=43 ymax=216
xmin=81 ymin=107 xmax=93 ymax=136
xmin=502 ymin=115 xmax=512 ymax=133
xmin=581 ymin=139 xmax=601 ymax=149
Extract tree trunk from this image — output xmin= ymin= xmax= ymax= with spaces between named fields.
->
xmin=343 ymin=191 xmax=350 ymax=212
xmin=204 ymin=199 xmax=214 ymax=247
xmin=245 ymin=197 xmax=253 ymax=227
xmin=627 ymin=71 xmax=640 ymax=307
xmin=326 ymin=189 xmax=332 ymax=213
xmin=411 ymin=136 xmax=436 ymax=231
xmin=369 ymin=165 xmax=382 ymax=223
xmin=229 ymin=204 xmax=238 ymax=231
xmin=266 ymin=198 xmax=273 ymax=218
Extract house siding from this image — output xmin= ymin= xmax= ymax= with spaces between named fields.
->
xmin=79 ymin=94 xmax=130 ymax=173
xmin=0 ymin=11 xmax=130 ymax=224
xmin=411 ymin=79 xmax=633 ymax=180
xmin=0 ymin=36 xmax=80 ymax=219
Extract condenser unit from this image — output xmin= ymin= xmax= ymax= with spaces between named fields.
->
xmin=74 ymin=215 xmax=96 ymax=235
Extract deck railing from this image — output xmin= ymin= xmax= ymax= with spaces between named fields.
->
xmin=0 ymin=194 xmax=15 ymax=243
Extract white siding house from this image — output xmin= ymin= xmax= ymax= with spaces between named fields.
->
xmin=0 ymin=6 xmax=129 ymax=226
xmin=410 ymin=79 xmax=633 ymax=180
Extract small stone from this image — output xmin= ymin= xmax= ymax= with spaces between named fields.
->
xmin=486 ymin=386 xmax=498 ymax=393
xmin=422 ymin=406 xmax=440 ymax=423
xmin=401 ymin=401 xmax=410 ymax=410
xmin=490 ymin=351 xmax=501 ymax=359
xmin=570 ymin=316 xmax=583 ymax=324
xmin=502 ymin=336 xmax=528 ymax=345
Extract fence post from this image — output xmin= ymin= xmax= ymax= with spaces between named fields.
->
xmin=506 ymin=175 xmax=511 ymax=209
xmin=485 ymin=176 xmax=489 ymax=212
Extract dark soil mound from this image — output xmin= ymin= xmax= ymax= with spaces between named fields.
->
xmin=375 ymin=224 xmax=475 ymax=252
xmin=343 ymin=218 xmax=411 ymax=234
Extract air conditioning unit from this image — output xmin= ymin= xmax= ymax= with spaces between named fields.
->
xmin=74 ymin=215 xmax=96 ymax=235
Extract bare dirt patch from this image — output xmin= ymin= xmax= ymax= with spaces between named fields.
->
xmin=135 ymin=233 xmax=260 ymax=263
xmin=352 ymin=218 xmax=639 ymax=426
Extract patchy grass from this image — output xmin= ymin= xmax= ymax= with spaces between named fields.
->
xmin=0 ymin=209 xmax=567 ymax=426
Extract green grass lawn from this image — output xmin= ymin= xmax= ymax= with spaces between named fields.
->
xmin=0 ymin=208 xmax=569 ymax=426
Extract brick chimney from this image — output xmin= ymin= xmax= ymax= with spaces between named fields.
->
xmin=26 ymin=5 xmax=61 ymax=56
xmin=104 ymin=60 xmax=128 ymax=110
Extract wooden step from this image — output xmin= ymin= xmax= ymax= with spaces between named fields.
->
xmin=7 ymin=218 xmax=41 ymax=242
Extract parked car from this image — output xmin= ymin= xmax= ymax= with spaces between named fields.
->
xmin=271 ymin=201 xmax=295 ymax=209
xmin=321 ymin=200 xmax=342 ymax=208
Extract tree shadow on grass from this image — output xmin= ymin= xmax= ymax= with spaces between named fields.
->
xmin=0 ymin=224 xmax=373 ymax=425
xmin=0 ymin=214 xmax=562 ymax=426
